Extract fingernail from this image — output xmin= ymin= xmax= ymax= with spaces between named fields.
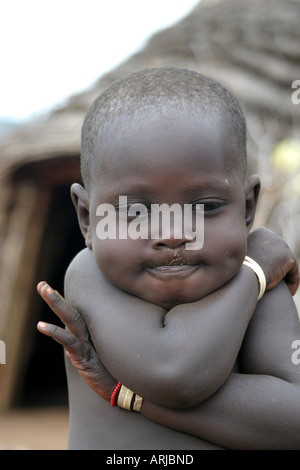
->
xmin=38 ymin=321 xmax=47 ymax=328
xmin=43 ymin=283 xmax=53 ymax=295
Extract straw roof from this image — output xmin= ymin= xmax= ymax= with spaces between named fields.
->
xmin=0 ymin=0 xmax=299 ymax=177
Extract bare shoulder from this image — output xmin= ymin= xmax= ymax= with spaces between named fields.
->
xmin=65 ymin=248 xmax=98 ymax=282
xmin=258 ymin=280 xmax=299 ymax=323
xmin=240 ymin=281 xmax=300 ymax=381
xmin=63 ymin=248 xmax=109 ymax=313
xmin=63 ymin=248 xmax=141 ymax=323
xmin=64 ymin=248 xmax=108 ymax=291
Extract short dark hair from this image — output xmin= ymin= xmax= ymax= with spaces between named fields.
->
xmin=81 ymin=67 xmax=246 ymax=190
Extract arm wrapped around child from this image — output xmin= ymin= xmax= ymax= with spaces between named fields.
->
xmin=37 ymin=228 xmax=300 ymax=449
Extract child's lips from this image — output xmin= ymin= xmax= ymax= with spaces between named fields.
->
xmin=147 ymin=265 xmax=199 ymax=279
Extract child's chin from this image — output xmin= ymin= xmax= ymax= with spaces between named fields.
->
xmin=152 ymin=291 xmax=207 ymax=310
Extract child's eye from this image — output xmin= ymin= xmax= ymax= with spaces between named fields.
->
xmin=190 ymin=201 xmax=223 ymax=213
xmin=199 ymin=200 xmax=225 ymax=216
xmin=203 ymin=202 xmax=222 ymax=212
xmin=117 ymin=202 xmax=150 ymax=221
xmin=128 ymin=203 xmax=150 ymax=220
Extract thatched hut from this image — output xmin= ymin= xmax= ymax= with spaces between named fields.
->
xmin=0 ymin=0 xmax=299 ymax=409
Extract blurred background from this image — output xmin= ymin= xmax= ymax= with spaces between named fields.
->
xmin=0 ymin=0 xmax=299 ymax=450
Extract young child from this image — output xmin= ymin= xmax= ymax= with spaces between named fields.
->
xmin=37 ymin=68 xmax=300 ymax=450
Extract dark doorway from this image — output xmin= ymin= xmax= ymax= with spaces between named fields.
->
xmin=21 ymin=185 xmax=85 ymax=407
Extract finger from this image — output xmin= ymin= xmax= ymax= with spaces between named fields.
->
xmin=37 ymin=281 xmax=89 ymax=340
xmin=37 ymin=321 xmax=85 ymax=357
xmin=281 ymin=257 xmax=299 ymax=296
xmin=285 ymin=267 xmax=300 ymax=296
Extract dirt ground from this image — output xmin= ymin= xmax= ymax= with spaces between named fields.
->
xmin=0 ymin=406 xmax=69 ymax=450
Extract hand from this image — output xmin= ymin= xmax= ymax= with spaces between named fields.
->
xmin=247 ymin=228 xmax=299 ymax=296
xmin=36 ymin=281 xmax=117 ymax=401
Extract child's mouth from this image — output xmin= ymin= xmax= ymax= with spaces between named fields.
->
xmin=147 ymin=265 xmax=199 ymax=279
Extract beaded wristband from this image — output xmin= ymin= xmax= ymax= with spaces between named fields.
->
xmin=243 ymin=256 xmax=266 ymax=301
xmin=110 ymin=381 xmax=122 ymax=407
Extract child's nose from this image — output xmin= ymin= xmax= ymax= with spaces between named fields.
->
xmin=152 ymin=236 xmax=188 ymax=250
xmin=151 ymin=215 xmax=192 ymax=249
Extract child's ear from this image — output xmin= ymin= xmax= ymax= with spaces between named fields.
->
xmin=71 ymin=183 xmax=92 ymax=248
xmin=244 ymin=175 xmax=261 ymax=231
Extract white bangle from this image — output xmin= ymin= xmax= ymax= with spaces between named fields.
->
xmin=243 ymin=256 xmax=266 ymax=301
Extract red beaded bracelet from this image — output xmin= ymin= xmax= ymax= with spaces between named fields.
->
xmin=110 ymin=381 xmax=122 ymax=407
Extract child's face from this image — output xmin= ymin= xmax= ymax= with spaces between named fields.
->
xmin=86 ymin=109 xmax=255 ymax=309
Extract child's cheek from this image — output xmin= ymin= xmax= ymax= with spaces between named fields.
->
xmin=91 ymin=236 xmax=142 ymax=283
xmin=205 ymin=217 xmax=247 ymax=266
xmin=223 ymin=224 xmax=248 ymax=266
